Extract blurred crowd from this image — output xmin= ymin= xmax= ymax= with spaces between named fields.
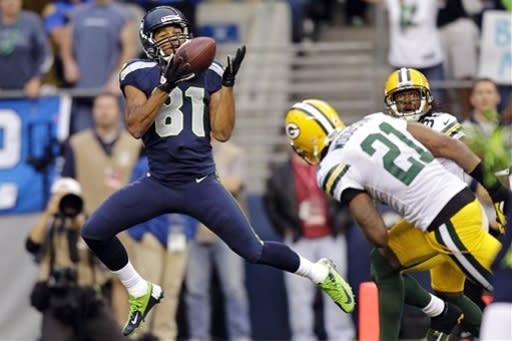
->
xmin=2 ymin=0 xmax=511 ymax=130
xmin=368 ymin=0 xmax=512 ymax=122
xmin=291 ymin=0 xmax=512 ymax=122
xmin=1 ymin=0 xmax=511 ymax=340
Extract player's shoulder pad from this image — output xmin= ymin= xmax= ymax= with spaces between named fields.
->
xmin=363 ymin=112 xmax=387 ymax=122
xmin=119 ymin=58 xmax=157 ymax=82
xmin=370 ymin=112 xmax=405 ymax=125
xmin=318 ymin=156 xmax=351 ymax=198
xmin=368 ymin=111 xmax=387 ymax=118
xmin=208 ymin=60 xmax=224 ymax=77
xmin=423 ymin=112 xmax=463 ymax=138
xmin=430 ymin=111 xmax=460 ymax=123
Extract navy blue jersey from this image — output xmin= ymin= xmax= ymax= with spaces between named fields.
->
xmin=119 ymin=58 xmax=223 ymax=183
xmin=492 ymin=194 xmax=512 ymax=302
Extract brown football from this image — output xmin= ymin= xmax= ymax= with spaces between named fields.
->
xmin=174 ymin=37 xmax=216 ymax=74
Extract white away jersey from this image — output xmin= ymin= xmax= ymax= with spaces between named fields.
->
xmin=419 ymin=112 xmax=463 ymax=140
xmin=419 ymin=112 xmax=468 ymax=181
xmin=317 ymin=113 xmax=468 ymax=231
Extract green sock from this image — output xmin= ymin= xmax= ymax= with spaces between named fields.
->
xmin=437 ymin=292 xmax=482 ymax=335
xmin=403 ymin=273 xmax=432 ymax=307
xmin=370 ymin=248 xmax=404 ymax=341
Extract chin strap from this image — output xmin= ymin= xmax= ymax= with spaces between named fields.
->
xmin=158 ymin=53 xmax=173 ymax=66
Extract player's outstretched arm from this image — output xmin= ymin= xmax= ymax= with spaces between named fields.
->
xmin=407 ymin=121 xmax=481 ymax=173
xmin=408 ymin=121 xmax=510 ymax=205
xmin=210 ymin=46 xmax=246 ymax=142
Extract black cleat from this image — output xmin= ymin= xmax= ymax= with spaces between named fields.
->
xmin=426 ymin=302 xmax=464 ymax=341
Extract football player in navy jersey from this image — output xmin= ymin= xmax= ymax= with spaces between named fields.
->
xmin=79 ymin=5 xmax=354 ymax=336
xmin=480 ymin=193 xmax=512 ymax=340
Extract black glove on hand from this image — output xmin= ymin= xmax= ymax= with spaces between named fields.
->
xmin=157 ymin=56 xmax=195 ymax=93
xmin=469 ymin=162 xmax=510 ymax=234
xmin=469 ymin=162 xmax=509 ymax=203
xmin=222 ymin=45 xmax=246 ymax=87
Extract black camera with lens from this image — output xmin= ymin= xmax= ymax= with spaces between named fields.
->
xmin=50 ymin=178 xmax=84 ymax=218
xmin=48 ymin=267 xmax=78 ymax=292
xmin=58 ymin=193 xmax=84 ymax=218
xmin=47 ymin=267 xmax=81 ymax=323
xmin=47 ymin=267 xmax=102 ymax=325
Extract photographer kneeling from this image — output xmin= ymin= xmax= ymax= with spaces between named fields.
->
xmin=25 ymin=178 xmax=126 ymax=341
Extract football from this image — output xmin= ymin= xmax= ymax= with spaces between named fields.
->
xmin=174 ymin=37 xmax=216 ymax=74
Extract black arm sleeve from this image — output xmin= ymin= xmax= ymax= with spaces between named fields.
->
xmin=469 ymin=162 xmax=509 ymax=203
xmin=340 ymin=188 xmax=366 ymax=205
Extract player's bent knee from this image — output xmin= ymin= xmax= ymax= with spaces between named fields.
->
xmin=80 ymin=223 xmax=109 ymax=249
xmin=80 ymin=220 xmax=97 ymax=240
xmin=80 ymin=218 xmax=110 ymax=241
xmin=80 ymin=215 xmax=115 ymax=241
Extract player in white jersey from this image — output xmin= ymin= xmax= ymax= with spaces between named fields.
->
xmin=384 ymin=68 xmax=507 ymax=339
xmin=318 ymin=113 xmax=468 ymax=230
xmin=284 ymin=99 xmax=510 ymax=341
xmin=385 ymin=67 xmax=466 ymax=179
xmin=385 ymin=69 xmax=506 ymax=233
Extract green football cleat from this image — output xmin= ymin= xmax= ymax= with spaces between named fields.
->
xmin=317 ymin=258 xmax=355 ymax=313
xmin=122 ymin=282 xmax=164 ymax=336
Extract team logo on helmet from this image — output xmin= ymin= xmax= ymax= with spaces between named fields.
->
xmin=286 ymin=123 xmax=300 ymax=139
xmin=285 ymin=99 xmax=344 ymax=165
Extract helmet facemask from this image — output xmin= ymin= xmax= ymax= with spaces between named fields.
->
xmin=384 ymin=68 xmax=433 ymax=121
xmin=154 ymin=28 xmax=190 ymax=64
xmin=290 ymin=144 xmax=314 ymax=165
xmin=139 ymin=6 xmax=192 ymax=66
xmin=385 ymin=87 xmax=432 ymax=121
xmin=290 ymin=138 xmax=322 ymax=165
